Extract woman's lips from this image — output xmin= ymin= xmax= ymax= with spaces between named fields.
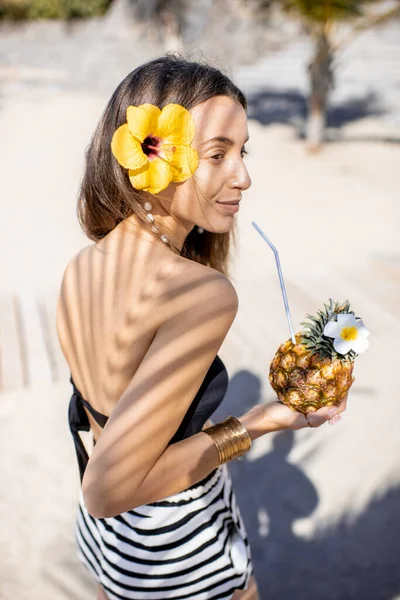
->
xmin=216 ymin=201 xmax=240 ymax=214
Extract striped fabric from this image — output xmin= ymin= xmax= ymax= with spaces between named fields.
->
xmin=75 ymin=464 xmax=254 ymax=599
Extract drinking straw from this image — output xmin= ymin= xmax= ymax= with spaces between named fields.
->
xmin=251 ymin=221 xmax=296 ymax=345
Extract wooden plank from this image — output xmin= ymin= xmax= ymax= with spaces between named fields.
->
xmin=16 ymin=293 xmax=52 ymax=386
xmin=0 ymin=295 xmax=25 ymax=390
xmin=38 ymin=292 xmax=69 ymax=383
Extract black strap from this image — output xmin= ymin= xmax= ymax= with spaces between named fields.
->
xmin=68 ymin=376 xmax=108 ymax=482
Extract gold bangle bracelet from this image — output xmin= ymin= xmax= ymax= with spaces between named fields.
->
xmin=203 ymin=416 xmax=252 ymax=465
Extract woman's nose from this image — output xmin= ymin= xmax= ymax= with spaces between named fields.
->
xmin=230 ymin=163 xmax=252 ymax=191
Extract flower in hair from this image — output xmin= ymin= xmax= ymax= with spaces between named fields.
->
xmin=111 ymin=103 xmax=199 ymax=195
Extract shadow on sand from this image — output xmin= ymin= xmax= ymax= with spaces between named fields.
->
xmin=212 ymin=369 xmax=400 ymax=600
xmin=246 ymin=88 xmax=400 ymax=144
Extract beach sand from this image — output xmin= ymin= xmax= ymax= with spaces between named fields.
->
xmin=1 ymin=28 xmax=399 ymax=599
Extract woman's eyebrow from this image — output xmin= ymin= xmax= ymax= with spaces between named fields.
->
xmin=201 ymin=135 xmax=249 ymax=147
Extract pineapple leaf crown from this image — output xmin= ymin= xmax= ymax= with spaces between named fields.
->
xmin=300 ymin=298 xmax=357 ymax=363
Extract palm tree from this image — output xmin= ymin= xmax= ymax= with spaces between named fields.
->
xmin=133 ymin=0 xmax=186 ymax=51
xmin=245 ymin=0 xmax=400 ymax=150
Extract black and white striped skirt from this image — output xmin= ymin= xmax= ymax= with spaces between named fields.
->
xmin=75 ymin=464 xmax=254 ymax=599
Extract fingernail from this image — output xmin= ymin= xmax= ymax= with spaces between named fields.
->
xmin=329 ymin=415 xmax=341 ymax=425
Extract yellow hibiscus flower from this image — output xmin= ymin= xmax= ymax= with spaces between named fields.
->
xmin=111 ymin=103 xmax=199 ymax=195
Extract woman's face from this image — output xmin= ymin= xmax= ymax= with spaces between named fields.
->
xmin=163 ymin=95 xmax=251 ymax=234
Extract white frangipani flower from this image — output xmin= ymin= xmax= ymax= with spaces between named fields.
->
xmin=323 ymin=313 xmax=370 ymax=356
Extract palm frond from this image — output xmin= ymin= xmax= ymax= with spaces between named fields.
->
xmin=273 ymin=0 xmax=398 ymax=24
xmin=334 ymin=4 xmax=400 ymax=51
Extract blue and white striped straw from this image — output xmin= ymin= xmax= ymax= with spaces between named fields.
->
xmin=251 ymin=221 xmax=296 ymax=345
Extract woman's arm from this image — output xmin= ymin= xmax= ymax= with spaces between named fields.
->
xmin=112 ymin=408 xmax=277 ymax=513
xmin=82 ymin=266 xmax=240 ymax=518
xmin=82 ymin=260 xmax=347 ymax=519
xmin=100 ymin=393 xmax=347 ymax=515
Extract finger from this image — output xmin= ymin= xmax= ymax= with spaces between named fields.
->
xmin=304 ymin=411 xmax=326 ymax=428
xmin=306 ymin=406 xmax=338 ymax=427
xmin=325 ymin=397 xmax=347 ymax=420
xmin=328 ymin=414 xmax=342 ymax=426
xmin=320 ymin=398 xmax=348 ymax=419
xmin=306 ymin=404 xmax=340 ymax=428
xmin=305 ymin=394 xmax=349 ymax=428
xmin=336 ymin=396 xmax=348 ymax=414
xmin=307 ymin=412 xmax=341 ymax=428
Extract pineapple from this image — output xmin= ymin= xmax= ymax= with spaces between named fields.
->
xmin=269 ymin=299 xmax=366 ymax=414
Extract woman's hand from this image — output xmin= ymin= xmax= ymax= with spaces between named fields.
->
xmin=239 ymin=397 xmax=348 ymax=440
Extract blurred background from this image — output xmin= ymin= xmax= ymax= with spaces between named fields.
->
xmin=0 ymin=0 xmax=399 ymax=598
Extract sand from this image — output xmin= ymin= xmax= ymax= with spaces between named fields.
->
xmin=0 ymin=18 xmax=399 ymax=600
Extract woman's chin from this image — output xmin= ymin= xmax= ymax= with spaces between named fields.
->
xmin=201 ymin=216 xmax=236 ymax=234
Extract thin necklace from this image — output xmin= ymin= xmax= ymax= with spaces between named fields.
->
xmin=144 ymin=201 xmax=182 ymax=255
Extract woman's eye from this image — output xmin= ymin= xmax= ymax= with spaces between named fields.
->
xmin=210 ymin=149 xmax=248 ymax=160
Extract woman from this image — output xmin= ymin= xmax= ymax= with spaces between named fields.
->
xmin=56 ymin=55 xmax=346 ymax=600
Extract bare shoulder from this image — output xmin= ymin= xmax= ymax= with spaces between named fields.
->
xmin=57 ymin=245 xmax=90 ymax=292
xmin=157 ymin=256 xmax=239 ymax=323
xmin=166 ymin=254 xmax=237 ymax=297
xmin=55 ymin=245 xmax=93 ymax=353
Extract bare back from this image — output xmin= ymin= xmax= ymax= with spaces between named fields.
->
xmin=56 ymin=223 xmax=227 ymax=444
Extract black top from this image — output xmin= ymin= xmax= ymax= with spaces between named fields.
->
xmin=68 ymin=355 xmax=229 ymax=482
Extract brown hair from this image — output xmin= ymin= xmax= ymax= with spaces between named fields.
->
xmin=77 ymin=54 xmax=247 ymax=276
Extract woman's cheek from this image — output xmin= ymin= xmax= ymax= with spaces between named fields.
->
xmin=194 ymin=161 xmax=219 ymax=190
